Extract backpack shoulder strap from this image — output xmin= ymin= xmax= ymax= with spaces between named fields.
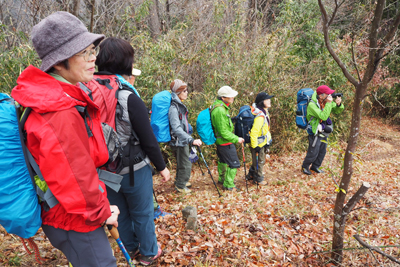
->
xmin=170 ymin=101 xmax=182 ymax=120
xmin=253 ymin=112 xmax=267 ymax=135
xmin=210 ymin=103 xmax=224 ymax=113
xmin=17 ymin=106 xmax=60 ymax=210
xmin=307 ymin=99 xmax=318 ymax=124
xmin=79 ymin=82 xmax=93 ymax=100
xmin=210 ymin=104 xmax=224 ymax=139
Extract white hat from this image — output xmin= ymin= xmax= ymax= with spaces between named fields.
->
xmin=132 ymin=68 xmax=141 ymax=76
xmin=218 ymin=86 xmax=238 ymax=98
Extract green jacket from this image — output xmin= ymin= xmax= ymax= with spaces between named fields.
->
xmin=211 ymin=99 xmax=239 ymax=145
xmin=307 ymin=91 xmax=344 ymax=135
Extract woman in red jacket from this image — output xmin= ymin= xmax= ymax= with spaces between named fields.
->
xmin=11 ymin=12 xmax=119 ymax=267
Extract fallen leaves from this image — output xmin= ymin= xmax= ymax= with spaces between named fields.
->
xmin=0 ymin=118 xmax=399 ymax=266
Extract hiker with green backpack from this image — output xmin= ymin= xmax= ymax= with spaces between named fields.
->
xmin=211 ymin=86 xmax=245 ymax=191
xmin=168 ymin=79 xmax=202 ymax=193
xmin=301 ymin=85 xmax=344 ymax=175
xmin=10 ymin=12 xmax=120 ymax=267
xmin=246 ymin=92 xmax=274 ymax=186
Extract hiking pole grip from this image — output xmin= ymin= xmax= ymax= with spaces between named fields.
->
xmin=197 ymin=146 xmax=222 ymax=197
xmin=108 ymin=225 xmax=119 ymax=240
xmin=107 ymin=225 xmax=135 ymax=267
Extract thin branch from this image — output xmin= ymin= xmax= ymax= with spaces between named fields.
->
xmin=342 ymin=182 xmax=371 ymax=216
xmin=368 ymin=247 xmax=384 ymax=267
xmin=318 ymin=0 xmax=329 ymax=23
xmin=311 ymin=244 xmax=400 ymax=255
xmin=377 ymin=11 xmax=400 ymax=57
xmin=327 ymin=0 xmax=346 ymax=27
xmin=354 ymin=235 xmax=400 ymax=265
xmin=327 ymin=0 xmax=339 ymax=26
xmin=372 ymin=92 xmax=388 ymax=109
xmin=369 ymin=0 xmax=385 ymax=51
xmin=350 ymin=33 xmax=361 ymax=82
xmin=364 ymin=0 xmax=386 ymax=84
xmin=379 ymin=42 xmax=400 ymax=61
xmin=318 ymin=0 xmax=358 ymax=86
xmin=369 ymin=91 xmax=400 ymax=109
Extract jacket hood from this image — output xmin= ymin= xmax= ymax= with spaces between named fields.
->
xmin=171 ymin=92 xmax=188 ymax=111
xmin=251 ymin=103 xmax=265 ymax=117
xmin=311 ymin=91 xmax=318 ymax=102
xmin=11 ymin=65 xmax=98 ymax=113
xmin=213 ymin=99 xmax=229 ymax=110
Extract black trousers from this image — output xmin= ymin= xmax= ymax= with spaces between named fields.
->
xmin=302 ymin=134 xmax=327 ymax=170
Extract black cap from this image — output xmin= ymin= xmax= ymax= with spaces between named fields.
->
xmin=255 ymin=92 xmax=274 ymax=105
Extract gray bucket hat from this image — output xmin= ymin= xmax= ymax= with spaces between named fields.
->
xmin=31 ymin=11 xmax=105 ymax=72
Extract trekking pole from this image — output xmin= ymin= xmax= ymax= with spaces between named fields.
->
xmin=191 ymin=145 xmax=204 ymax=175
xmin=256 ymin=152 xmax=259 ymax=190
xmin=197 ymin=146 xmax=222 ymax=197
xmin=241 ymin=143 xmax=249 ymax=193
xmin=197 ymin=159 xmax=205 ymax=176
xmin=107 ymin=226 xmax=135 ymax=267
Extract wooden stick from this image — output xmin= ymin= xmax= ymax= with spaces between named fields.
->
xmin=354 ymin=235 xmax=400 ymax=265
xmin=342 ymin=182 xmax=370 ymax=216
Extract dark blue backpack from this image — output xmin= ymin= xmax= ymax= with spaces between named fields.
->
xmin=234 ymin=105 xmax=255 ymax=144
xmin=295 ymin=88 xmax=315 ymax=132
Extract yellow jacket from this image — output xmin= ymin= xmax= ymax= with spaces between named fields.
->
xmin=250 ymin=103 xmax=272 ymax=148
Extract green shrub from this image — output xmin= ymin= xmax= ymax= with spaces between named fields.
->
xmin=0 ymin=24 xmax=40 ymax=94
xmin=0 ymin=0 xmax=359 ymax=161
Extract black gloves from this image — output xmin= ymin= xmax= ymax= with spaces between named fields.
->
xmin=254 ymin=146 xmax=261 ymax=153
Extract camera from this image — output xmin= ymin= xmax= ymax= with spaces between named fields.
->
xmin=331 ymin=93 xmax=343 ymax=98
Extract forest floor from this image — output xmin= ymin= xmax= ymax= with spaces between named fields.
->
xmin=0 ymin=116 xmax=399 ymax=267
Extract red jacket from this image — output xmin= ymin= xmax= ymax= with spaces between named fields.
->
xmin=11 ymin=66 xmax=111 ymax=233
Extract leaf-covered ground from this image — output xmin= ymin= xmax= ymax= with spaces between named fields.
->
xmin=1 ymin=117 xmax=399 ymax=266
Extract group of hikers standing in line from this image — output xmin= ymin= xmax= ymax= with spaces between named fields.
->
xmin=8 ymin=11 xmax=344 ymax=267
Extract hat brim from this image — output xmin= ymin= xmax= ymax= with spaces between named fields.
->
xmin=220 ymin=91 xmax=238 ymax=98
xmin=40 ymin=32 xmax=105 ymax=72
xmin=265 ymin=94 xmax=274 ymax=99
xmin=132 ymin=68 xmax=141 ymax=76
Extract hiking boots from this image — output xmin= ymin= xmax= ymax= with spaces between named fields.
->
xmin=175 ymin=186 xmax=191 ymax=193
xmin=154 ymin=206 xmax=173 ymax=220
xmin=140 ymin=242 xmax=162 ymax=266
xmin=245 ymin=173 xmax=254 ymax=181
xmin=186 ymin=182 xmax=192 ymax=188
xmin=223 ymin=186 xmax=241 ymax=192
xmin=253 ymin=180 xmax=267 ymax=186
xmin=246 ymin=167 xmax=256 ymax=180
xmin=302 ymin=166 xmax=312 ymax=175
xmin=311 ymin=167 xmax=324 ymax=173
xmin=128 ymin=248 xmax=140 ymax=259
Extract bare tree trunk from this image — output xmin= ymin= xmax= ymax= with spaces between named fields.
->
xmin=89 ymin=0 xmax=95 ymax=32
xmin=318 ymin=0 xmax=400 ymax=264
xmin=247 ymin=0 xmax=256 ymax=35
xmin=331 ymin=103 xmax=367 ymax=262
xmin=148 ymin=0 xmax=161 ymax=39
xmin=72 ymin=0 xmax=81 ymax=16
xmin=166 ymin=0 xmax=170 ymax=28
